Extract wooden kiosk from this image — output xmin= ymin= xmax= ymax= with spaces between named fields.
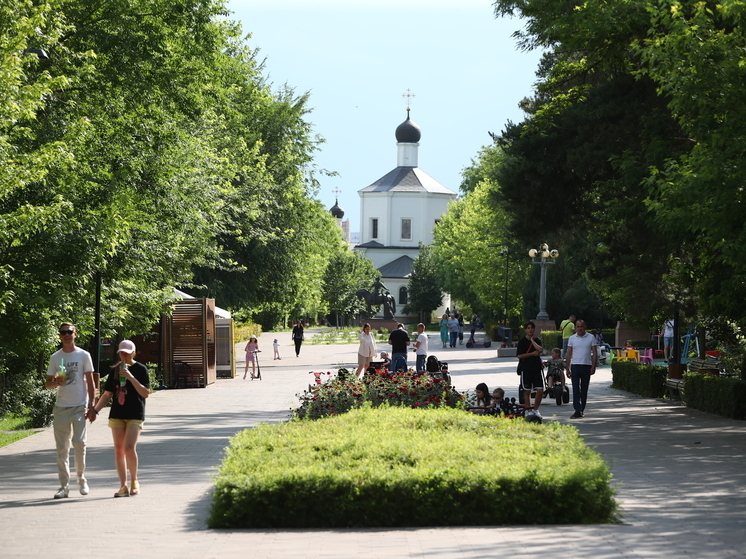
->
xmin=162 ymin=297 xmax=217 ymax=388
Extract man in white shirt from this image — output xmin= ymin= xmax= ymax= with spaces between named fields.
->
xmin=45 ymin=323 xmax=96 ymax=499
xmin=413 ymin=323 xmax=428 ymax=372
xmin=564 ymin=319 xmax=597 ymax=419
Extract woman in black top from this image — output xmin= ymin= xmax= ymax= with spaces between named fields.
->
xmin=292 ymin=321 xmax=304 ymax=357
xmin=88 ymin=340 xmax=149 ymax=497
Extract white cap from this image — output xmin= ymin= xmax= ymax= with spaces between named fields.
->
xmin=118 ymin=340 xmax=136 ymax=354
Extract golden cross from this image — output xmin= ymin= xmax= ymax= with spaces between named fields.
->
xmin=402 ymin=88 xmax=415 ymax=110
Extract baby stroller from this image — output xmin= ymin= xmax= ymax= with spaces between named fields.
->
xmin=544 ymin=363 xmax=570 ymax=406
xmin=425 ymin=355 xmax=451 ymax=385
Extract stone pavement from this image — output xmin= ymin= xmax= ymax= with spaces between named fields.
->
xmin=1 ymin=329 xmax=745 ymax=558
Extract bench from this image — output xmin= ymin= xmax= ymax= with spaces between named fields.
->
xmin=666 ymin=378 xmax=685 ymax=403
xmin=688 ymin=357 xmax=723 ymax=375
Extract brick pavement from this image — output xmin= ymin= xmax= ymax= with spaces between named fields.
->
xmin=1 ymin=329 xmax=745 ymax=558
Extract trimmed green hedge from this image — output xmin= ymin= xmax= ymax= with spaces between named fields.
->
xmin=611 ymin=361 xmax=667 ymax=398
xmin=683 ymin=373 xmax=746 ymax=420
xmin=540 ymin=330 xmax=562 ymax=353
xmin=209 ymin=406 xmax=617 ymax=528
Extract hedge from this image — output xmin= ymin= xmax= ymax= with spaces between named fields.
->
xmin=611 ymin=361 xmax=667 ymax=398
xmin=683 ymin=373 xmax=746 ymax=420
xmin=209 ymin=406 xmax=617 ymax=528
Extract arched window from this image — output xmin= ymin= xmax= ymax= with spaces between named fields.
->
xmin=399 ymin=286 xmax=408 ymax=305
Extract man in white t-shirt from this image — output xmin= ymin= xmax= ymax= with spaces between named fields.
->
xmin=45 ymin=323 xmax=96 ymax=499
xmin=564 ymin=319 xmax=597 ymax=419
xmin=413 ymin=323 xmax=429 ymax=372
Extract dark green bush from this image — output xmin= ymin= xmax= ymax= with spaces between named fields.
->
xmin=209 ymin=407 xmax=617 ymax=528
xmin=683 ymin=373 xmax=746 ymax=419
xmin=25 ymin=387 xmax=56 ymax=428
xmin=611 ymin=361 xmax=667 ymax=398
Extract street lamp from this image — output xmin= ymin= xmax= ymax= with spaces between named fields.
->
xmin=528 ymin=243 xmax=559 ymax=321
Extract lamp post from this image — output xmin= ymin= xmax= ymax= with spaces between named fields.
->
xmin=528 ymin=243 xmax=559 ymax=321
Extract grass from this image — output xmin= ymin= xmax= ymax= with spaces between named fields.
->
xmin=0 ymin=415 xmax=40 ymax=448
xmin=209 ymin=406 xmax=617 ymax=528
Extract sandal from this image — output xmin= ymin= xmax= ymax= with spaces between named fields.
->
xmin=114 ymin=485 xmax=129 ymax=498
xmin=130 ymin=481 xmax=139 ymax=496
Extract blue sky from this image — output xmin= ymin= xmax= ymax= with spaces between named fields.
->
xmin=226 ymin=0 xmax=543 ymax=233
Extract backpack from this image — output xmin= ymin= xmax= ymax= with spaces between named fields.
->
xmin=426 ymin=355 xmax=441 ymax=373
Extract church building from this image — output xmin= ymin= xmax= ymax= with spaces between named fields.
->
xmin=353 ymin=109 xmax=458 ymax=319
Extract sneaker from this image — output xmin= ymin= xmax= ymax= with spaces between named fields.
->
xmin=533 ymin=409 xmax=543 ymax=419
xmin=78 ymin=478 xmax=89 ymax=495
xmin=114 ymin=485 xmax=130 ymax=498
xmin=570 ymin=411 xmax=583 ymax=419
xmin=53 ymin=486 xmax=69 ymax=499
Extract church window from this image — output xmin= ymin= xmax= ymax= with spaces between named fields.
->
xmin=371 ymin=218 xmax=378 ymax=239
xmin=401 ymin=218 xmax=412 ymax=240
xmin=399 ymin=286 xmax=408 ymax=305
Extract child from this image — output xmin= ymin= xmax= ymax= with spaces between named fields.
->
xmin=273 ymin=339 xmax=281 ymax=360
xmin=544 ymin=348 xmax=566 ymax=389
xmin=379 ymin=351 xmax=391 ymax=369
xmin=492 ymin=387 xmax=505 ymax=411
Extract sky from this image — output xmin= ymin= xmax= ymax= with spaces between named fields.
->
xmin=226 ymin=0 xmax=543 ymax=234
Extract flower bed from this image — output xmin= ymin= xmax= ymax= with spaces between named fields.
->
xmin=293 ymin=368 xmax=464 ymax=420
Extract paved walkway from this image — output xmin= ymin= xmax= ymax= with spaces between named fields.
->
xmin=1 ymin=329 xmax=745 ymax=558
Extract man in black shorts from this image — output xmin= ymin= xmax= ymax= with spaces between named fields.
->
xmin=516 ymin=321 xmax=544 ymax=416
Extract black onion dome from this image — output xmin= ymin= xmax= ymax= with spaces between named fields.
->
xmin=330 ymin=199 xmax=344 ymax=218
xmin=395 ymin=112 xmax=421 ymax=143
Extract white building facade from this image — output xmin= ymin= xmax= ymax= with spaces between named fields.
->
xmin=354 ymin=111 xmax=457 ymax=320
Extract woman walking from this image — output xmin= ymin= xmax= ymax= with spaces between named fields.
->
xmin=243 ymin=335 xmax=259 ymax=379
xmin=356 ymin=323 xmax=377 ymax=380
xmin=87 ymin=340 xmax=149 ymax=497
xmin=439 ymin=313 xmax=449 ymax=349
xmin=291 ymin=321 xmax=304 ymax=357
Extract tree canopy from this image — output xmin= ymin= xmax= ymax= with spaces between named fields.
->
xmin=0 ymin=0 xmax=359 ymax=409
xmin=478 ymin=0 xmax=746 ymax=331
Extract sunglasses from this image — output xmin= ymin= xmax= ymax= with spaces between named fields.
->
xmin=59 ymin=330 xmax=75 ymax=336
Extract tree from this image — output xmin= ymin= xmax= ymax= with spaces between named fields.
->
xmin=0 ymin=0 xmax=341 ymax=409
xmin=321 ymin=249 xmax=380 ymax=326
xmin=404 ymin=244 xmax=443 ymax=323
xmin=432 ymin=171 xmax=529 ymax=322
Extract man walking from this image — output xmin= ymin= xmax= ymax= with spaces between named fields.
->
xmin=413 ymin=323 xmax=428 ymax=372
xmin=388 ymin=323 xmax=411 ymax=371
xmin=516 ymin=321 xmax=544 ymax=416
xmin=564 ymin=319 xmax=597 ymax=419
xmin=560 ymin=314 xmax=576 ymax=358
xmin=45 ymin=323 xmax=96 ymax=499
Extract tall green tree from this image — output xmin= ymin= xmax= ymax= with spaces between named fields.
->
xmin=321 ymin=248 xmax=380 ymax=326
xmin=432 ymin=172 xmax=528 ymax=321
xmin=404 ymin=244 xmax=443 ymax=323
xmin=0 ymin=0 xmax=340 ymax=408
